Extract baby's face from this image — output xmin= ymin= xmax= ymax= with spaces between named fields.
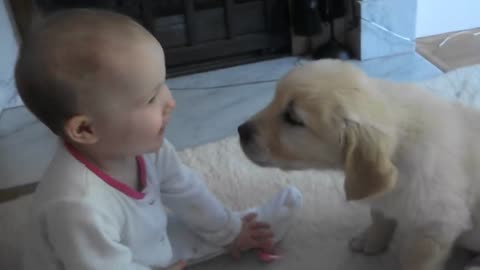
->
xmin=89 ymin=37 xmax=176 ymax=157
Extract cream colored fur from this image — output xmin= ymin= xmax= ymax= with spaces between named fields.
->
xmin=240 ymin=60 xmax=480 ymax=270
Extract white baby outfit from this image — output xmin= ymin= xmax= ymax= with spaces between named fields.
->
xmin=23 ymin=139 xmax=302 ymax=269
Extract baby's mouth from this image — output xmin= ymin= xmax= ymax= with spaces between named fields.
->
xmin=159 ymin=118 xmax=170 ymax=135
xmin=159 ymin=123 xmax=169 ymax=135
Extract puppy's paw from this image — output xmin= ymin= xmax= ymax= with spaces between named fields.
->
xmin=349 ymin=231 xmax=389 ymax=256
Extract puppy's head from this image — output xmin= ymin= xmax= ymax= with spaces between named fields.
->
xmin=239 ymin=60 xmax=398 ymax=200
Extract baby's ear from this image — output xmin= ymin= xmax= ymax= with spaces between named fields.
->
xmin=342 ymin=121 xmax=397 ymax=200
xmin=64 ymin=115 xmax=98 ymax=144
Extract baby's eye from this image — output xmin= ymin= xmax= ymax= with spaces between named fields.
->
xmin=148 ymin=95 xmax=156 ymax=104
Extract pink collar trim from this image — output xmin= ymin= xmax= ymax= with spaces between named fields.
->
xmin=65 ymin=142 xmax=147 ymax=200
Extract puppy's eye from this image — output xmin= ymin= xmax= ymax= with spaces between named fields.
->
xmin=283 ymin=109 xmax=304 ymax=127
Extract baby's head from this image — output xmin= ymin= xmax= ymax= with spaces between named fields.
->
xmin=15 ymin=9 xmax=175 ymax=157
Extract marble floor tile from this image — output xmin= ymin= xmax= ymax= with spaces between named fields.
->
xmin=0 ymin=0 xmax=21 ymax=114
xmin=0 ymin=107 xmax=57 ymax=188
xmin=359 ymin=0 xmax=417 ymax=60
xmin=167 ymin=57 xmax=298 ymax=89
xmin=354 ymin=52 xmax=442 ymax=82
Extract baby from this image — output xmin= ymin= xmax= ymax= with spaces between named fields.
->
xmin=16 ymin=8 xmax=302 ymax=270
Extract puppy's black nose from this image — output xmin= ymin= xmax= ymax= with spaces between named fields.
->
xmin=238 ymin=122 xmax=255 ymax=143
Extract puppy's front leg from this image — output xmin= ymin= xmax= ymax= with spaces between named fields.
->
xmin=399 ymin=232 xmax=455 ymax=270
xmin=350 ymin=209 xmax=397 ymax=255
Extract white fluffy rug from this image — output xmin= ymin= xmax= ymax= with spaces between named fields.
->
xmin=3 ymin=64 xmax=480 ymax=269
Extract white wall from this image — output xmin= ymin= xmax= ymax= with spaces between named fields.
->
xmin=0 ymin=0 xmax=22 ymax=115
xmin=416 ymin=0 xmax=480 ymax=37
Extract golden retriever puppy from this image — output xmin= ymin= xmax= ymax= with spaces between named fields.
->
xmin=238 ymin=59 xmax=480 ymax=270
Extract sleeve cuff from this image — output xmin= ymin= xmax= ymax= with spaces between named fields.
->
xmin=199 ymin=209 xmax=242 ymax=247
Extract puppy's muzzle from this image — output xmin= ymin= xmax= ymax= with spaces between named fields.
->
xmin=238 ymin=122 xmax=256 ymax=145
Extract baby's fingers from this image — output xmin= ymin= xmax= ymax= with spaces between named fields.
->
xmin=242 ymin=213 xmax=258 ymax=223
xmin=230 ymin=246 xmax=242 ymax=260
xmin=168 ymin=261 xmax=186 ymax=270
xmin=251 ymin=229 xmax=274 ymax=240
xmin=248 ymin=221 xmax=271 ymax=231
xmin=255 ymin=239 xmax=274 ymax=251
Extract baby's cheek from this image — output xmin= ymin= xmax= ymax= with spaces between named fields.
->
xmin=148 ymin=115 xmax=165 ymax=133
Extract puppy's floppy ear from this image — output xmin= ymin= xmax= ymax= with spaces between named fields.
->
xmin=342 ymin=121 xmax=397 ymax=200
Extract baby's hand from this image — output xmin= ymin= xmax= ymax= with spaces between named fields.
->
xmin=167 ymin=261 xmax=186 ymax=270
xmin=229 ymin=213 xmax=274 ymax=259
